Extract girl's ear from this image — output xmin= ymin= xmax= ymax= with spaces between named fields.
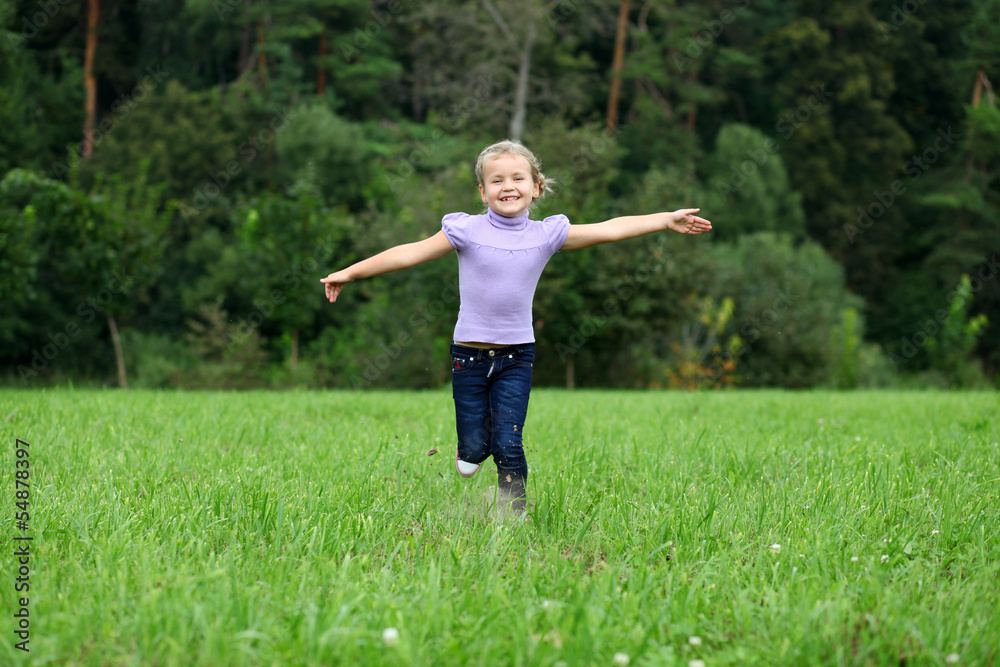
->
xmin=479 ymin=183 xmax=487 ymax=203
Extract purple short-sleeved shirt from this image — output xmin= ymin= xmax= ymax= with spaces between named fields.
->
xmin=442 ymin=207 xmax=570 ymax=345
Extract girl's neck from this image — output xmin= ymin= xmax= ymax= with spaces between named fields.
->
xmin=486 ymin=206 xmax=529 ymax=230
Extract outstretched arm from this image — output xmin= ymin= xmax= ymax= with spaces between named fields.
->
xmin=560 ymin=208 xmax=712 ymax=251
xmin=320 ymin=230 xmax=455 ymax=303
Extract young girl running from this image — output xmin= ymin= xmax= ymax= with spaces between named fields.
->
xmin=321 ymin=140 xmax=711 ymax=514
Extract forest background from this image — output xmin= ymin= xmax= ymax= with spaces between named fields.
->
xmin=1 ymin=0 xmax=997 ymax=391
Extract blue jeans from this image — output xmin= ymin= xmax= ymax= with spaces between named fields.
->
xmin=450 ymin=342 xmax=535 ymax=488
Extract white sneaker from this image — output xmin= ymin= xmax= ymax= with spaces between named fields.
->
xmin=456 ymin=455 xmax=482 ymax=478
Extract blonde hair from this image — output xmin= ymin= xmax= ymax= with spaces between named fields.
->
xmin=474 ymin=140 xmax=554 ymax=199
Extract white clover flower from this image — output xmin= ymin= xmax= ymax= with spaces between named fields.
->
xmin=851 ymin=556 xmax=859 ymax=562
xmin=945 ymin=653 xmax=960 ymax=664
xmin=690 ymin=660 xmax=707 ymax=667
xmin=881 ymin=554 xmax=889 ymax=564
xmin=382 ymin=627 xmax=400 ymax=646
xmin=613 ymin=652 xmax=630 ymax=666
xmin=771 ymin=543 xmax=781 ymax=554
xmin=931 ymin=529 xmax=939 ymax=535
xmin=689 ymin=636 xmax=702 ymax=646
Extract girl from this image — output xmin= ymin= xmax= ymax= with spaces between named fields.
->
xmin=321 ymin=140 xmax=711 ymax=514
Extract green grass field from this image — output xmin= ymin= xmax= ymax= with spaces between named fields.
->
xmin=1 ymin=389 xmax=998 ymax=666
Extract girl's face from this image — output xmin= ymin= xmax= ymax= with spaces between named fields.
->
xmin=479 ymin=154 xmax=540 ymax=218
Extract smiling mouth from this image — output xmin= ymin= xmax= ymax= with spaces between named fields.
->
xmin=499 ymin=196 xmax=519 ymax=202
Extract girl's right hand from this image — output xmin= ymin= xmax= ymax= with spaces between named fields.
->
xmin=320 ymin=270 xmax=353 ymax=303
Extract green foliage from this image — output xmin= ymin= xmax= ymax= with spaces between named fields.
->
xmin=120 ymin=329 xmax=199 ymax=389
xmin=79 ymin=80 xmax=237 ymax=202
xmin=0 ymin=169 xmax=103 ymax=366
xmin=273 ymin=100 xmax=374 ymax=208
xmin=759 ymin=6 xmax=912 ymax=260
xmin=665 ymin=296 xmax=741 ymax=390
xmin=234 ymin=169 xmax=351 ymax=368
xmin=184 ymin=297 xmax=268 ymax=388
xmin=962 ymin=0 xmax=1000 ymax=79
xmin=88 ymin=161 xmax=174 ymax=301
xmin=855 ymin=341 xmax=899 ymax=388
xmin=704 ymin=123 xmax=805 ymax=240
xmin=399 ymin=0 xmax=606 ymax=139
xmin=0 ymin=45 xmax=84 ymax=175
xmin=616 ymin=97 xmax=702 ymax=183
xmin=707 ymin=233 xmax=863 ymax=388
xmin=3 ymin=0 xmax=1000 ymax=387
xmin=0 ymin=169 xmax=44 ymax=345
xmin=925 ymin=274 xmax=990 ymax=387
xmin=525 ymin=119 xmax=622 ymax=223
xmin=828 ymin=306 xmax=896 ymax=389
xmin=0 ymin=166 xmax=170 ymax=382
xmin=965 ymin=103 xmax=1000 ymax=172
xmin=831 ymin=307 xmax=862 ymax=389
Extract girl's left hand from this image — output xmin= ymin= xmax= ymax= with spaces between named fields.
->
xmin=668 ymin=208 xmax=713 ymax=234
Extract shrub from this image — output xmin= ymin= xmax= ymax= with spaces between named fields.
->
xmin=707 ymin=233 xmax=863 ymax=387
xmin=925 ymin=274 xmax=989 ymax=387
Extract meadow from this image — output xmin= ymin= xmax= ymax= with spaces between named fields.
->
xmin=0 ymin=388 xmax=997 ymax=666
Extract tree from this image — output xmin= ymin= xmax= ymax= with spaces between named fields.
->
xmin=479 ymin=0 xmax=539 ymax=140
xmin=0 ymin=170 xmax=104 ymax=382
xmin=230 ymin=169 xmax=344 ymax=375
xmin=82 ymin=0 xmax=99 ymax=159
xmin=398 ymin=0 xmax=604 ymax=141
xmin=272 ymin=98 xmax=374 ymax=210
xmin=0 ymin=0 xmax=85 ymax=175
xmin=78 ymin=80 xmax=236 ymax=202
xmin=1 ymin=166 xmax=170 ymax=387
xmin=3 ymin=0 xmax=998 ymax=387
xmin=0 ymin=170 xmax=43 ymax=349
xmin=605 ymin=0 xmax=629 ymax=131
xmin=707 ymin=233 xmax=863 ymax=388
xmin=88 ymin=163 xmax=174 ymax=388
xmin=925 ymin=274 xmax=989 ymax=386
xmin=702 ymin=123 xmax=805 ymax=241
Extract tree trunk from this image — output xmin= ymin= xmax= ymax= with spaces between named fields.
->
xmin=411 ymin=57 xmax=427 ymax=122
xmin=566 ymin=355 xmax=575 ymax=390
xmin=606 ymin=0 xmax=630 ymax=132
xmin=82 ymin=0 xmax=100 ymax=159
xmin=107 ymin=313 xmax=128 ymax=389
xmin=317 ymin=33 xmax=326 ymax=96
xmin=239 ymin=22 xmax=252 ymax=75
xmin=971 ymin=68 xmax=994 ymax=107
xmin=481 ymin=0 xmax=534 ymax=141
xmin=509 ymin=22 xmax=535 ymax=141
